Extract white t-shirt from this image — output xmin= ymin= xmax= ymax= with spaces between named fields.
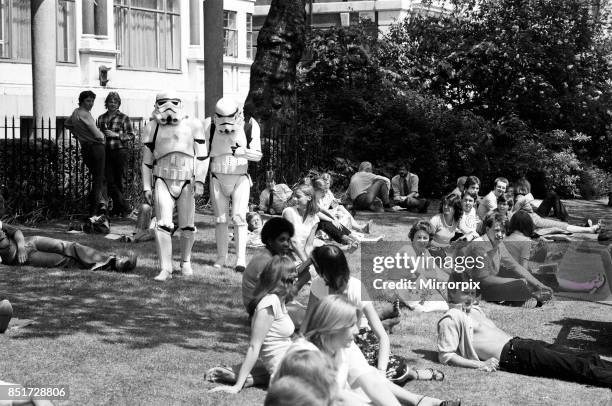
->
xmin=254 ymin=294 xmax=295 ymax=374
xmin=429 ymin=214 xmax=457 ymax=247
xmin=282 ymin=206 xmax=319 ymax=256
xmin=310 ymin=276 xmax=370 ymax=329
xmin=458 ymin=207 xmax=481 ymax=240
xmin=282 ymin=338 xmax=374 ymax=404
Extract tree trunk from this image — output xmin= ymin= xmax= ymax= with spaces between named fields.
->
xmin=244 ymin=0 xmax=306 ymax=124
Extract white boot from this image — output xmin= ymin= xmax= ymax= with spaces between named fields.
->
xmin=214 ymin=223 xmax=229 ymax=268
xmin=180 ymin=261 xmax=194 ymax=276
xmin=179 ymin=229 xmax=195 ymax=276
xmin=154 ymin=227 xmax=173 ymax=281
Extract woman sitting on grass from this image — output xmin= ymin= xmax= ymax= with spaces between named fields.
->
xmin=282 ymin=185 xmax=320 ymax=263
xmin=504 ymin=211 xmax=606 ymax=292
xmin=313 ymin=178 xmax=361 ymax=249
xmin=305 ymin=245 xmax=445 ymax=384
xmin=397 ymin=221 xmax=450 ymax=313
xmin=429 ymin=194 xmax=463 ymax=250
xmin=296 ymin=295 xmax=460 ymax=406
xmin=208 ymin=256 xmax=297 ymax=393
xmin=318 ymin=172 xmax=372 ymax=233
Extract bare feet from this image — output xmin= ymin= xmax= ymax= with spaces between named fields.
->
xmin=206 ymin=366 xmax=237 ymax=384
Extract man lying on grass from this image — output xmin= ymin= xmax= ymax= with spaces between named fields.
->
xmin=0 ymin=220 xmax=136 ymax=272
xmin=436 ymin=276 xmax=612 ymax=388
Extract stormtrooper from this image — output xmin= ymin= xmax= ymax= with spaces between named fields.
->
xmin=142 ymin=91 xmax=208 ymax=281
xmin=204 ymin=98 xmax=262 ymax=272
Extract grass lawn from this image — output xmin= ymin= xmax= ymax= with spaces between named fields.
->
xmin=1 ymin=201 xmax=612 ymax=405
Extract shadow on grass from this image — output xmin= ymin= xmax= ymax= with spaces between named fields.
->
xmin=551 ymin=317 xmax=612 ymax=357
xmin=411 ymin=348 xmax=441 ymax=363
xmin=1 ymin=265 xmax=250 ymax=352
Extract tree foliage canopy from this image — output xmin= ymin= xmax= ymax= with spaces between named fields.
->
xmin=294 ymin=0 xmax=612 ymax=196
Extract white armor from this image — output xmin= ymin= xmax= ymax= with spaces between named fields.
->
xmin=205 ymin=98 xmax=262 ymax=271
xmin=142 ymin=92 xmax=208 ymax=281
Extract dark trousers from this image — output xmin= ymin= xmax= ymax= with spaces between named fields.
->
xmin=21 ymin=236 xmax=114 ymax=270
xmin=318 ymin=220 xmax=351 ymax=243
xmin=353 ymin=179 xmax=391 ymax=210
xmin=106 ymin=148 xmax=129 ymax=214
xmin=81 ymin=142 xmax=107 ymax=214
xmin=535 ymin=191 xmax=568 ymax=221
xmin=479 ymin=276 xmax=533 ymax=303
xmin=500 ymin=337 xmax=612 ymax=388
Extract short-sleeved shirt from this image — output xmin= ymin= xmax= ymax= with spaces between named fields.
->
xmin=282 ymin=206 xmax=319 ymax=256
xmin=259 ymin=184 xmax=293 ymax=214
xmin=477 ymin=191 xmax=497 ymax=220
xmin=347 ymin=172 xmax=389 ymax=200
xmin=458 ymin=207 xmax=482 ymax=240
xmin=391 ymin=173 xmax=419 ymax=197
xmin=310 ymin=276 xmax=370 ymax=329
xmin=255 ymin=294 xmax=295 ymax=374
xmin=437 ymin=306 xmax=485 ymax=364
xmin=429 ymin=214 xmax=457 ymax=247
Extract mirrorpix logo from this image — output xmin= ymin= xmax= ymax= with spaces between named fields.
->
xmin=360 ymin=242 xmax=483 ymax=294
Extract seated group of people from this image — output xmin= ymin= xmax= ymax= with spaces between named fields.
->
xmin=430 ymin=175 xmax=605 ymax=307
xmin=206 ymin=213 xmax=612 ymax=405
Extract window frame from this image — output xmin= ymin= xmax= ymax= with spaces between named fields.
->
xmin=246 ymin=12 xmax=253 ymax=59
xmin=114 ymin=0 xmax=182 ymax=72
xmin=223 ymin=9 xmax=238 ymax=58
xmin=0 ymin=0 xmax=76 ymax=64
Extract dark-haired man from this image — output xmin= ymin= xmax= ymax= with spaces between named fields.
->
xmin=437 ymin=282 xmax=612 ymax=388
xmin=65 ymin=90 xmax=107 ymax=215
xmin=466 ymin=213 xmax=552 ymax=307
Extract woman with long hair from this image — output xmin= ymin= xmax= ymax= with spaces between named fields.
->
xmin=208 ymin=255 xmax=297 ymax=393
xmin=305 ymin=245 xmax=445 ymax=384
xmin=297 ymin=295 xmax=459 ymax=406
xmin=283 ymin=185 xmax=320 ymax=262
xmin=312 ymin=178 xmax=360 ymax=248
xmin=505 ymin=211 xmax=605 ymax=292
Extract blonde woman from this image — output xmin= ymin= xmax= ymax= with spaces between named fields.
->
xmin=294 ymin=295 xmax=460 ymax=406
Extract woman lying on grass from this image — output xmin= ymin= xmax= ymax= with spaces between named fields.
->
xmin=207 ymin=255 xmax=296 ymax=393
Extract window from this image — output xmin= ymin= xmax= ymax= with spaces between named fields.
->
xmin=246 ymin=12 xmax=253 ymax=59
xmin=57 ymin=0 xmax=76 ymax=62
xmin=223 ymin=10 xmax=237 ymax=57
xmin=114 ymin=0 xmax=181 ymax=71
xmin=0 ymin=0 xmax=76 ymax=63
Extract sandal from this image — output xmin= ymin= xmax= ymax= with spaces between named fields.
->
xmin=415 ymin=367 xmax=445 ymax=381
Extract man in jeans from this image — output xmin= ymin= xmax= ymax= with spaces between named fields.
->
xmin=65 ymin=90 xmax=107 ymax=215
xmin=437 ymin=282 xmax=612 ymax=388
xmin=98 ymin=92 xmax=134 ymax=217
xmin=347 ymin=161 xmax=396 ymax=212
